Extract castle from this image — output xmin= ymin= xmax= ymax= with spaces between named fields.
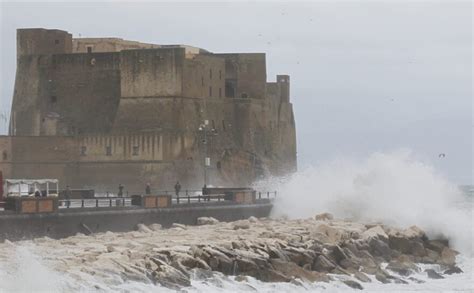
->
xmin=0 ymin=28 xmax=296 ymax=192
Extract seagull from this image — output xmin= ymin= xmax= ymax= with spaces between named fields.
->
xmin=438 ymin=153 xmax=446 ymax=158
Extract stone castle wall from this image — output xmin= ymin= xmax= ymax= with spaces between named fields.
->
xmin=3 ymin=28 xmax=297 ymax=191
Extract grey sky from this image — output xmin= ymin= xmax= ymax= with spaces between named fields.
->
xmin=0 ymin=1 xmax=472 ymax=184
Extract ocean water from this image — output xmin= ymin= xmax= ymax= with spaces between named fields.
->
xmin=0 ymin=150 xmax=472 ymax=292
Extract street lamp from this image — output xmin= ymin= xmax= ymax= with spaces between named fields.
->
xmin=198 ymin=120 xmax=217 ymax=187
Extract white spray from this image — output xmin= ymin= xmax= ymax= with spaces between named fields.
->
xmin=258 ymin=150 xmax=473 ymax=254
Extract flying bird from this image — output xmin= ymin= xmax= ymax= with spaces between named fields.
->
xmin=438 ymin=153 xmax=446 ymax=158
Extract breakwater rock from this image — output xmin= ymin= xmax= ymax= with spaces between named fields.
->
xmin=1 ymin=214 xmax=462 ymax=290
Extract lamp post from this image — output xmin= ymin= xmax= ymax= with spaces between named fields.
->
xmin=198 ymin=120 xmax=217 ymax=187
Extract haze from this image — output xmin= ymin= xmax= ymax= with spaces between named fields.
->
xmin=0 ymin=1 xmax=472 ymax=184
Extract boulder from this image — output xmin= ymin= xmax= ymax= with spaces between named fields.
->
xmin=233 ymin=220 xmax=251 ymax=230
xmin=149 ymin=257 xmax=191 ymax=289
xmin=315 ymin=213 xmax=334 ymax=221
xmin=342 ymin=280 xmax=363 ymax=290
xmin=313 ymin=224 xmax=345 ymax=244
xmin=197 ymin=217 xmax=220 ymax=225
xmin=248 ymin=216 xmax=259 ymax=223
xmin=386 ymin=259 xmax=418 ymax=276
xmin=439 ymin=247 xmax=457 ymax=266
xmin=444 ymin=265 xmax=463 ymax=275
xmin=270 ymin=259 xmax=329 ymax=282
xmin=171 ymin=223 xmax=187 ymax=230
xmin=425 ymin=239 xmax=449 ymax=254
xmin=368 ymin=238 xmax=392 ymax=260
xmin=136 ymin=223 xmax=152 ymax=233
xmin=353 ymin=271 xmax=371 ymax=283
xmin=425 ymin=269 xmax=444 ymax=279
xmin=361 ymin=226 xmax=388 ymax=241
xmin=149 ymin=224 xmax=162 ymax=231
xmin=312 ymin=254 xmax=336 ymax=272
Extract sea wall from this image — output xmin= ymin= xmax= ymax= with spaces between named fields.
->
xmin=0 ymin=201 xmax=272 ymax=241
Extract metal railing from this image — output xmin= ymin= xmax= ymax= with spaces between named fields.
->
xmin=54 ymin=190 xmax=277 ymax=210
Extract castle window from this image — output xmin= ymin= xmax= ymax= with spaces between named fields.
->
xmin=2 ymin=151 xmax=7 ymax=161
xmin=80 ymin=146 xmax=87 ymax=156
xmin=222 ymin=120 xmax=226 ymax=131
xmin=50 ymin=96 xmax=57 ymax=104
xmin=132 ymin=146 xmax=139 ymax=156
xmin=201 ymin=77 xmax=204 ymax=86
xmin=209 ymin=69 xmax=212 ymax=79
xmin=55 ymin=39 xmax=59 ymax=45
xmin=219 ymin=88 xmax=222 ymax=98
xmin=219 ymin=70 xmax=222 ymax=80
xmin=105 ymin=146 xmax=112 ymax=156
xmin=87 ymin=46 xmax=92 ymax=53
xmin=209 ymin=86 xmax=212 ymax=97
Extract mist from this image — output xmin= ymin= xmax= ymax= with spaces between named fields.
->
xmin=262 ymin=149 xmax=473 ymax=253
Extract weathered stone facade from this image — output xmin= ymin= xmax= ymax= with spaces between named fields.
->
xmin=1 ymin=28 xmax=297 ymax=192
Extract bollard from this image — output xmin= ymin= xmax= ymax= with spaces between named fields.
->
xmin=198 ymin=195 xmax=201 ymax=202
xmin=188 ymin=194 xmax=190 ymax=204
xmin=109 ymin=199 xmax=112 ymax=207
xmin=67 ymin=200 xmax=70 ymax=208
xmin=96 ymin=199 xmax=99 ymax=207
xmin=106 ymin=191 xmax=109 ymax=198
xmin=122 ymin=198 xmax=125 ymax=206
xmin=259 ymin=192 xmax=261 ymax=199
xmin=177 ymin=195 xmax=180 ymax=204
xmin=81 ymin=199 xmax=84 ymax=208
xmin=267 ymin=192 xmax=269 ymax=199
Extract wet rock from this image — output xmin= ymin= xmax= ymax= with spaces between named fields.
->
xmin=106 ymin=245 xmax=116 ymax=253
xmin=149 ymin=224 xmax=162 ymax=231
xmin=136 ymin=223 xmax=152 ymax=233
xmin=171 ymin=223 xmax=187 ymax=230
xmin=425 ymin=269 xmax=444 ymax=279
xmin=248 ymin=216 xmax=259 ymax=223
xmin=235 ymin=275 xmax=249 ymax=282
xmin=149 ymin=257 xmax=191 ymax=289
xmin=421 ymin=248 xmax=440 ymax=264
xmin=444 ymin=265 xmax=463 ymax=275
xmin=258 ymin=269 xmax=292 ymax=282
xmin=408 ymin=276 xmax=425 ymax=283
xmin=312 ymin=254 xmax=336 ymax=272
xmin=197 ymin=217 xmax=219 ymax=225
xmin=386 ymin=259 xmax=418 ymax=276
xmin=425 ymin=239 xmax=449 ymax=254
xmin=361 ymin=226 xmax=388 ymax=241
xmin=439 ymin=247 xmax=457 ymax=266
xmin=313 ymin=224 xmax=345 ymax=244
xmin=271 ymin=259 xmax=330 ymax=282
xmin=368 ymin=238 xmax=392 ymax=260
xmin=233 ymin=220 xmax=251 ymax=230
xmin=315 ymin=213 xmax=334 ymax=221
xmin=354 ymin=271 xmax=371 ymax=283
xmin=343 ymin=280 xmax=363 ymax=290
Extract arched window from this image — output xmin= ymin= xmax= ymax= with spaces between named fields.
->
xmin=2 ymin=151 xmax=7 ymax=160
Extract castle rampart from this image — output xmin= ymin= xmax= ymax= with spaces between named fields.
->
xmin=2 ymin=28 xmax=297 ymax=191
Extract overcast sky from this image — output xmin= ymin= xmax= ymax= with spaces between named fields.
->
xmin=0 ymin=1 xmax=472 ymax=184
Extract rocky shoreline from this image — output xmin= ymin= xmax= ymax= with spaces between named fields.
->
xmin=2 ymin=214 xmax=463 ymax=290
